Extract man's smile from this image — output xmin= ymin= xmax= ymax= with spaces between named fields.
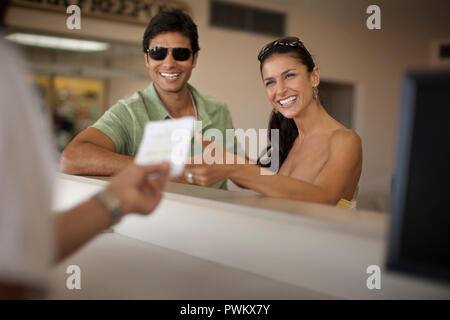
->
xmin=159 ymin=72 xmax=181 ymax=80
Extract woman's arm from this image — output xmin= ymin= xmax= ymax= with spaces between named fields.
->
xmin=233 ymin=130 xmax=361 ymax=204
xmin=187 ymin=130 xmax=361 ymax=205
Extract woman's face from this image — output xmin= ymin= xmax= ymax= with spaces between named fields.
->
xmin=261 ymin=53 xmax=319 ymax=119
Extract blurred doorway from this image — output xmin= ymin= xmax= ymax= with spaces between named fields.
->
xmin=319 ymin=81 xmax=354 ymax=129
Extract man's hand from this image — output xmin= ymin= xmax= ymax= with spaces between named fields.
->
xmin=107 ymin=162 xmax=170 ymax=215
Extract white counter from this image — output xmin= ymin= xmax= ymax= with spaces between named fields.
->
xmin=50 ymin=173 xmax=450 ymax=299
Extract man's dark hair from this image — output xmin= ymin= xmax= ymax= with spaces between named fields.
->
xmin=142 ymin=9 xmax=200 ymax=54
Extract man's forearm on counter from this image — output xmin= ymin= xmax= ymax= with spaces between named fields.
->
xmin=60 ymin=143 xmax=134 ymax=176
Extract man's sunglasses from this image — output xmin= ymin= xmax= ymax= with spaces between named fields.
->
xmin=257 ymin=36 xmax=306 ymax=61
xmin=146 ymin=46 xmax=192 ymax=61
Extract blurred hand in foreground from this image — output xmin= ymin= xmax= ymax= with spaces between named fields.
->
xmin=107 ymin=162 xmax=171 ymax=214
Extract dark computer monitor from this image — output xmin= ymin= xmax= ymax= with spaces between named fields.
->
xmin=387 ymin=70 xmax=450 ymax=284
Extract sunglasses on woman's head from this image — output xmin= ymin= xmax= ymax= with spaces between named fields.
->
xmin=257 ymin=36 xmax=306 ymax=61
xmin=146 ymin=46 xmax=192 ymax=61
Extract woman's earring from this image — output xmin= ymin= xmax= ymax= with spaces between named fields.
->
xmin=273 ymin=108 xmax=279 ymax=114
xmin=313 ymin=85 xmax=319 ymax=100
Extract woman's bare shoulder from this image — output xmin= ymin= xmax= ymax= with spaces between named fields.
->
xmin=329 ymin=128 xmax=362 ymax=153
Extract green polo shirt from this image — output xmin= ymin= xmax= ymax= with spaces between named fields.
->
xmin=92 ymin=82 xmax=238 ymax=190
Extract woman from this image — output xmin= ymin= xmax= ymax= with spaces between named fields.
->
xmin=185 ymin=37 xmax=362 ymax=207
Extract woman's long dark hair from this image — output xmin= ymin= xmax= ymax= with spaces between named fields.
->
xmin=257 ymin=41 xmax=316 ymax=170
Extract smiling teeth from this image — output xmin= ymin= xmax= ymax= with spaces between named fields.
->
xmin=279 ymin=96 xmax=296 ymax=105
xmin=161 ymin=72 xmax=180 ymax=79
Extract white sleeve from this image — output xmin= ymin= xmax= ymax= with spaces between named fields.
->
xmin=0 ymin=38 xmax=56 ymax=290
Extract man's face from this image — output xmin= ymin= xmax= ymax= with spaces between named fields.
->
xmin=144 ymin=32 xmax=198 ymax=95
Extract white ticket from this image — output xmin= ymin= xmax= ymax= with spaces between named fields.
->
xmin=135 ymin=117 xmax=194 ymax=176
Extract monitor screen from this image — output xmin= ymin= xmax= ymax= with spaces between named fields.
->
xmin=387 ymin=70 xmax=450 ymax=284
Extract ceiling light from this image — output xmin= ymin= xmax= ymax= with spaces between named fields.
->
xmin=5 ymin=33 xmax=110 ymax=52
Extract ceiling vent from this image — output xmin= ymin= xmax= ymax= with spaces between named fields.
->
xmin=209 ymin=0 xmax=285 ymax=37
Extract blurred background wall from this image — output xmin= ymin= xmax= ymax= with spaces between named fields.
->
xmin=5 ymin=0 xmax=450 ymax=212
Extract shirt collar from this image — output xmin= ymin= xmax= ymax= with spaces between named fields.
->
xmin=143 ymin=82 xmax=213 ymax=128
xmin=142 ymin=83 xmax=171 ymax=120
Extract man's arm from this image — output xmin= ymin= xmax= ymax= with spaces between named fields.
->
xmin=60 ymin=128 xmax=134 ymax=176
xmin=0 ymin=282 xmax=43 ymax=299
xmin=0 ymin=162 xmax=170 ymax=299
xmin=0 ymin=282 xmax=27 ymax=299
xmin=54 ymin=162 xmax=170 ymax=262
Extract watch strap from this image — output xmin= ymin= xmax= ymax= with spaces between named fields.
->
xmin=95 ymin=188 xmax=124 ymax=224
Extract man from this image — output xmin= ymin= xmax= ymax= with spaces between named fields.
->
xmin=0 ymin=1 xmax=170 ymax=299
xmin=60 ymin=9 xmax=237 ymax=190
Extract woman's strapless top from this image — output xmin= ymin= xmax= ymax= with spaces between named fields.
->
xmin=337 ymin=186 xmax=359 ymax=209
xmin=336 ymin=198 xmax=357 ymax=209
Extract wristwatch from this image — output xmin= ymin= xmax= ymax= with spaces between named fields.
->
xmin=95 ymin=188 xmax=124 ymax=224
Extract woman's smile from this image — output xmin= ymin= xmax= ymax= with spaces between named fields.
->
xmin=278 ymin=95 xmax=298 ymax=108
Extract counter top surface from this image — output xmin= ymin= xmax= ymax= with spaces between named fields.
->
xmin=51 ymin=173 xmax=450 ymax=299
xmin=58 ymin=173 xmax=387 ymax=240
xmin=48 ymin=232 xmax=333 ymax=299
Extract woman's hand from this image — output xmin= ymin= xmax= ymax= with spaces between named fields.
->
xmin=181 ymin=133 xmax=244 ymax=186
xmin=183 ymin=163 xmax=234 ymax=187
